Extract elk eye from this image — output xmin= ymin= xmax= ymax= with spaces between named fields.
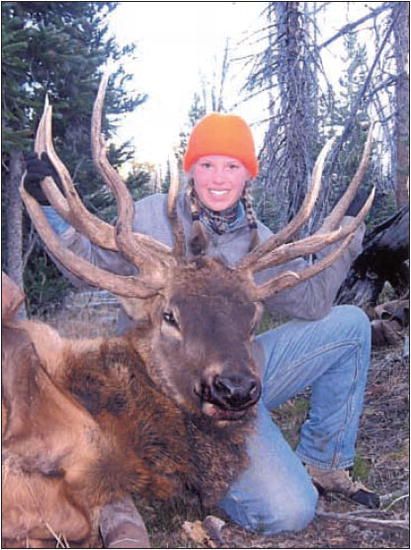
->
xmin=163 ymin=310 xmax=179 ymax=329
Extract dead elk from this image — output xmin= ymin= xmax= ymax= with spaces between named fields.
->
xmin=2 ymin=74 xmax=374 ymax=548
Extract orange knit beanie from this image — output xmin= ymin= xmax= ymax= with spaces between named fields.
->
xmin=183 ymin=113 xmax=258 ymax=177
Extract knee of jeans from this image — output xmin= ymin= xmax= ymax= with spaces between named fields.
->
xmin=334 ymin=305 xmax=371 ymax=339
xmin=271 ymin=488 xmax=318 ymax=534
xmin=220 ymin=484 xmax=318 ymax=535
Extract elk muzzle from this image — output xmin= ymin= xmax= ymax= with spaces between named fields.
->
xmin=198 ymin=369 xmax=261 ymax=421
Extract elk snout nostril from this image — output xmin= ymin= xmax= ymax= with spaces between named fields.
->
xmin=211 ymin=374 xmax=261 ymax=410
xmin=214 ymin=375 xmax=235 ymax=397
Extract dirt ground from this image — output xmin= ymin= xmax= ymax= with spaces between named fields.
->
xmin=45 ymin=303 xmax=409 ymax=549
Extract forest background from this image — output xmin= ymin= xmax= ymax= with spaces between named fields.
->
xmin=1 ymin=1 xmax=409 ymax=315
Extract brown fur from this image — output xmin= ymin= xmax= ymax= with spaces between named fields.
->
xmin=2 ymin=259 xmax=261 ymax=548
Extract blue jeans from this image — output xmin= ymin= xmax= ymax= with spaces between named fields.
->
xmin=219 ymin=305 xmax=371 ymax=534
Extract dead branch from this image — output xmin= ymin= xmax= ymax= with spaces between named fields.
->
xmin=316 ymin=510 xmax=409 ymax=531
xmin=318 ymin=3 xmax=392 ymax=50
xmin=383 ymin=494 xmax=409 ymax=512
xmin=380 ymin=484 xmax=410 ymax=508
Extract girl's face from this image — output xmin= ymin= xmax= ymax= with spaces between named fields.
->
xmin=191 ymin=155 xmax=250 ymax=211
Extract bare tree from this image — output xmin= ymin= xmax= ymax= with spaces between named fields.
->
xmin=247 ymin=2 xmax=324 ymax=234
xmin=199 ymin=38 xmax=231 ymax=113
xmin=176 ymin=41 xmax=232 ymax=172
xmin=237 ymin=2 xmax=407 ymax=309
xmin=4 ymin=150 xmax=26 ymax=318
xmin=392 ymin=1 xmax=409 ymax=208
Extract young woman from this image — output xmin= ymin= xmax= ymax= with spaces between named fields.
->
xmin=24 ymin=112 xmax=379 ymax=536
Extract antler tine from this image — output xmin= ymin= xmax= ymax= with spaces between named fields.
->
xmin=20 ymin=184 xmax=159 ymax=298
xmin=34 ymin=98 xmax=72 ymax=219
xmin=167 ymin=161 xmax=186 ymax=258
xmin=243 ymin=129 xmax=375 ymax=302
xmin=91 ymin=71 xmax=173 ymax=270
xmin=37 ymin=97 xmax=120 ymax=251
xmin=252 ymin=233 xmax=356 ymax=302
xmin=248 ymin=187 xmax=375 ymax=274
xmin=321 ymin=122 xmax=375 ymax=232
xmin=238 ymin=137 xmax=336 ymax=271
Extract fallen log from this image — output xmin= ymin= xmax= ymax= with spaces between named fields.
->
xmin=337 ymin=206 xmax=409 ymax=308
xmin=370 ymin=298 xmax=409 ymax=347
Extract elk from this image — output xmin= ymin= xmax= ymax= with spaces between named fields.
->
xmin=2 ymin=72 xmax=374 ymax=548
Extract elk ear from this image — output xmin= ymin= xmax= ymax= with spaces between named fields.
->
xmin=189 ymin=219 xmax=208 ymax=257
xmin=119 ymin=296 xmax=155 ymax=324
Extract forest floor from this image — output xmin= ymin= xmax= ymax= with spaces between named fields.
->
xmin=44 ymin=298 xmax=409 ymax=549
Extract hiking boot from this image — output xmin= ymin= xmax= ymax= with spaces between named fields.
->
xmin=99 ymin=495 xmax=150 ymax=548
xmin=306 ymin=464 xmax=380 ymax=509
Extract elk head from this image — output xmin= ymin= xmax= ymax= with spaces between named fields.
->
xmin=133 ymin=256 xmax=264 ymax=421
xmin=20 ymin=72 xmax=374 ymax=424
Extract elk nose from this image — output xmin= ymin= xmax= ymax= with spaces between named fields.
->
xmin=211 ymin=374 xmax=261 ymax=410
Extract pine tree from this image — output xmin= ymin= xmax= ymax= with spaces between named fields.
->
xmin=1 ymin=2 xmax=147 ymax=313
xmin=329 ymin=31 xmax=372 ymax=207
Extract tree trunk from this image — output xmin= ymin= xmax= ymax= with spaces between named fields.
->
xmin=393 ymin=2 xmax=410 ymax=208
xmin=337 ymin=206 xmax=409 ymax=308
xmin=257 ymin=2 xmax=318 ymax=234
xmin=5 ymin=149 xmax=26 ymax=319
xmin=276 ymin=1 xmax=311 ymax=222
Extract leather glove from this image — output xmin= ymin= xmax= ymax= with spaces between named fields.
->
xmin=345 ymin=188 xmax=369 ymax=217
xmin=23 ymin=152 xmax=63 ymax=205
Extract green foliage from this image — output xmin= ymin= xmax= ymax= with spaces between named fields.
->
xmin=1 ymin=3 xmax=35 ymax=151
xmin=1 ymin=2 xmax=148 ymax=313
xmin=352 ymin=455 xmax=371 ymax=481
xmin=252 ymin=182 xmax=287 ymax=233
xmin=161 ymin=161 xmax=171 ymax=194
xmin=23 ymin=243 xmax=72 ymax=315
xmin=187 ymin=93 xmax=207 ymax=127
xmin=337 ymin=32 xmax=369 ymax=119
xmin=125 ymin=161 xmax=154 ymax=201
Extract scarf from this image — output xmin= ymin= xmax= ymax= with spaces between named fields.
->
xmin=199 ymin=202 xmax=243 ymax=235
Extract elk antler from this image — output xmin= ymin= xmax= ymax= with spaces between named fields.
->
xmin=92 ymin=72 xmax=187 ymax=259
xmin=167 ymin=163 xmax=186 ymax=258
xmin=36 ymin=76 xmax=172 ymax=268
xmin=90 ymin=71 xmax=176 ymax=268
xmin=20 ymin=73 xmax=178 ymax=298
xmin=238 ymin=136 xmax=337 ymax=272
xmin=239 ymin=125 xmax=375 ymax=302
